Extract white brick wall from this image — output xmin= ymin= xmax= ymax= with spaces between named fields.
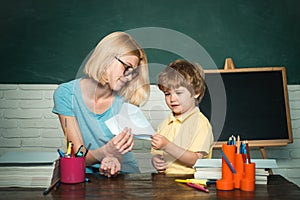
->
xmin=0 ymin=84 xmax=300 ymax=185
xmin=0 ymin=84 xmax=65 ymax=155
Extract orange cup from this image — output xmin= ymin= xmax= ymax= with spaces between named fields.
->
xmin=216 ymin=144 xmax=236 ymax=191
xmin=240 ymin=162 xmax=256 ymax=191
xmin=234 ymin=153 xmax=245 ymax=189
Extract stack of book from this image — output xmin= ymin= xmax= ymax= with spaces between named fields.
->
xmin=0 ymin=151 xmax=58 ymax=188
xmin=193 ymin=159 xmax=278 ymax=185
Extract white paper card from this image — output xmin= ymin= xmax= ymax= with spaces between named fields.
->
xmin=105 ymin=103 xmax=155 ymax=140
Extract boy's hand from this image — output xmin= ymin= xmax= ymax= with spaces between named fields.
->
xmin=151 ymin=154 xmax=167 ymax=173
xmin=151 ymin=134 xmax=170 ymax=150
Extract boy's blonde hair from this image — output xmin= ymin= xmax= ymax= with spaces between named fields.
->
xmin=84 ymin=32 xmax=150 ymax=105
xmin=158 ymin=59 xmax=206 ymax=104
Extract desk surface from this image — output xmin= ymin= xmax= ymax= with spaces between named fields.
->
xmin=1 ymin=174 xmax=300 ymax=199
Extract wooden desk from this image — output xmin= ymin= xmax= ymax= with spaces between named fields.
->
xmin=1 ymin=174 xmax=300 ymax=199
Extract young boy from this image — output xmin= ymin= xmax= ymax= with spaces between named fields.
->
xmin=151 ymin=59 xmax=214 ymax=174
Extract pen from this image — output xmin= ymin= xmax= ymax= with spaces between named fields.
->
xmin=186 ymin=183 xmax=209 ymax=193
xmin=220 ymin=149 xmax=236 ymax=174
xmin=175 ymin=179 xmax=207 ymax=186
xmin=84 ymin=143 xmax=92 ymax=157
xmin=43 ymin=178 xmax=60 ymax=195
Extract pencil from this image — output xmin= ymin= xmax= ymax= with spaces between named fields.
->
xmin=186 ymin=183 xmax=209 ymax=193
xmin=175 ymin=179 xmax=207 ymax=186
xmin=236 ymin=135 xmax=240 ymax=154
xmin=43 ymin=178 xmax=60 ymax=195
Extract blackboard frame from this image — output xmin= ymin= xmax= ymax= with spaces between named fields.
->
xmin=200 ymin=67 xmax=293 ymax=148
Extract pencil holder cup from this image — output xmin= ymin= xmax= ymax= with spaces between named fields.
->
xmin=60 ymin=157 xmax=85 ymax=184
xmin=234 ymin=153 xmax=245 ymax=189
xmin=216 ymin=144 xmax=236 ymax=191
xmin=240 ymin=162 xmax=256 ymax=191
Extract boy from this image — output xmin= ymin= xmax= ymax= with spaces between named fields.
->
xmin=151 ymin=59 xmax=214 ymax=174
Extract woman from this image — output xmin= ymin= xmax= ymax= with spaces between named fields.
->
xmin=52 ymin=32 xmax=150 ymax=177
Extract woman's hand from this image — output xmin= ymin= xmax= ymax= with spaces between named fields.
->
xmin=151 ymin=134 xmax=170 ymax=150
xmin=151 ymin=154 xmax=167 ymax=173
xmin=103 ymin=127 xmax=134 ymax=158
xmin=111 ymin=127 xmax=134 ymax=154
xmin=99 ymin=156 xmax=120 ymax=177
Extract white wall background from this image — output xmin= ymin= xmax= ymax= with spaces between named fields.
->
xmin=0 ymin=84 xmax=299 ymax=186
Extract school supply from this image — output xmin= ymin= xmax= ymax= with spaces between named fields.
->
xmin=0 ymin=151 xmax=58 ymax=188
xmin=175 ymin=179 xmax=210 ymax=193
xmin=193 ymin=136 xmax=277 ymax=187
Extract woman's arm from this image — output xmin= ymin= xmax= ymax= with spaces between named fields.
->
xmin=58 ymin=115 xmax=99 ymax=165
xmin=58 ymin=115 xmax=134 ymax=166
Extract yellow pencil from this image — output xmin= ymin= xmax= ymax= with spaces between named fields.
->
xmin=175 ymin=179 xmax=207 ymax=186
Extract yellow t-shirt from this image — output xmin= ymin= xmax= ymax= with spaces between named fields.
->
xmin=151 ymin=107 xmax=214 ymax=174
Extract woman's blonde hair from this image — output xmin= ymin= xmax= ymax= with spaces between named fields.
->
xmin=158 ymin=59 xmax=206 ymax=104
xmin=84 ymin=32 xmax=150 ymax=105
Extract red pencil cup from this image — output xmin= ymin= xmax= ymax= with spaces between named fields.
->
xmin=60 ymin=157 xmax=85 ymax=184
xmin=240 ymin=162 xmax=256 ymax=191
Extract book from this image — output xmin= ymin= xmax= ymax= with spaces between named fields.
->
xmin=193 ymin=158 xmax=275 ymax=185
xmin=194 ymin=158 xmax=278 ymax=169
xmin=194 ymin=168 xmax=269 ymax=184
xmin=0 ymin=151 xmax=58 ymax=188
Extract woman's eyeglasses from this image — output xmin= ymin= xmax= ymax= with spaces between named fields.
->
xmin=115 ymin=57 xmax=139 ymax=79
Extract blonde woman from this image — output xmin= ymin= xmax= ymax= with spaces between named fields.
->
xmin=53 ymin=32 xmax=150 ymax=177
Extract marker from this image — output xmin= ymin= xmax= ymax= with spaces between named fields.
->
xmin=66 ymin=141 xmax=73 ymax=157
xmin=84 ymin=143 xmax=92 ymax=157
xmin=227 ymin=136 xmax=232 ymax=145
xmin=57 ymin=149 xmax=64 ymax=158
xmin=220 ymin=149 xmax=236 ymax=174
xmin=76 ymin=145 xmax=84 ymax=157
xmin=241 ymin=141 xmax=247 ymax=154
xmin=186 ymin=183 xmax=209 ymax=193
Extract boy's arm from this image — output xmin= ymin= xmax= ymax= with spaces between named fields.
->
xmin=152 ymin=134 xmax=206 ymax=167
xmin=163 ymin=142 xmax=205 ymax=167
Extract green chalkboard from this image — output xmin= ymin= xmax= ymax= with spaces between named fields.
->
xmin=1 ymin=0 xmax=300 ymax=84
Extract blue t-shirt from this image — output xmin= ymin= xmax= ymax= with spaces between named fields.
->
xmin=52 ymin=78 xmax=140 ymax=174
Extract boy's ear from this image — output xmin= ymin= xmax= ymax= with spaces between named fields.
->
xmin=194 ymin=93 xmax=200 ymax=99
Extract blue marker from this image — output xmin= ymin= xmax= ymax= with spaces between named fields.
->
xmin=57 ymin=149 xmax=64 ymax=158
